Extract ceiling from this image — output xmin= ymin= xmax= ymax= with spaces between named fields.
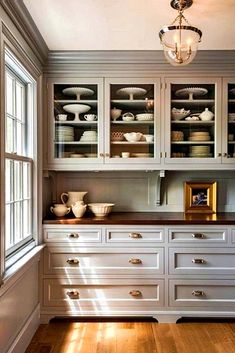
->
xmin=23 ymin=0 xmax=235 ymax=51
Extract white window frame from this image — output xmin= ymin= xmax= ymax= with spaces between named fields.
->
xmin=4 ymin=48 xmax=37 ymax=269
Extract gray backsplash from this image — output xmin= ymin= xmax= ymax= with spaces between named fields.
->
xmin=43 ymin=170 xmax=235 ymax=216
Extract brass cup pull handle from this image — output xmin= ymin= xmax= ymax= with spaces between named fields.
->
xmin=129 ymin=232 xmax=142 ymax=239
xmin=192 ymin=233 xmax=205 ymax=239
xmin=192 ymin=258 xmax=206 ymax=264
xmin=129 ymin=258 xmax=142 ymax=265
xmin=67 ymin=258 xmax=79 ymax=265
xmin=68 ymin=233 xmax=79 ymax=238
xmin=66 ymin=290 xmax=79 ymax=299
xmin=129 ymin=290 xmax=142 ymax=297
xmin=192 ymin=290 xmax=205 ymax=297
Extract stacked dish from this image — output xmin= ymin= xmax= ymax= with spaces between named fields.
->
xmin=228 ymin=113 xmax=235 ymax=122
xmin=80 ymin=130 xmax=97 ymax=142
xmin=55 ymin=126 xmax=74 ymax=141
xmin=189 ymin=145 xmax=212 ymax=158
xmin=188 ymin=131 xmax=211 ymax=142
xmin=136 ymin=113 xmax=154 ymax=121
xmin=132 ymin=153 xmax=153 ymax=158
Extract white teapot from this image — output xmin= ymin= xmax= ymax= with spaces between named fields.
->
xmin=199 ymin=108 xmax=214 ymax=121
xmin=72 ymin=201 xmax=87 ymax=218
xmin=61 ymin=191 xmax=88 ymax=207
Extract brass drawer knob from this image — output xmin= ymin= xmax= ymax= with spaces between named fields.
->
xmin=129 ymin=232 xmax=142 ymax=239
xmin=129 ymin=258 xmax=142 ymax=265
xmin=192 ymin=290 xmax=205 ymax=297
xmin=192 ymin=258 xmax=206 ymax=264
xmin=192 ymin=233 xmax=205 ymax=239
xmin=68 ymin=233 xmax=79 ymax=238
xmin=66 ymin=258 xmax=79 ymax=265
xmin=66 ymin=290 xmax=79 ymax=299
xmin=129 ymin=290 xmax=142 ymax=297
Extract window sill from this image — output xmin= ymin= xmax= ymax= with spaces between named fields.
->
xmin=0 ymin=245 xmax=44 ymax=296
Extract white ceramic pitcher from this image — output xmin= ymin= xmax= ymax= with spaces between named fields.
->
xmin=61 ymin=191 xmax=88 ymax=207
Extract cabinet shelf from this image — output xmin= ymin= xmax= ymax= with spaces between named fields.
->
xmin=111 ymin=100 xmax=152 ymax=109
xmin=171 ymin=99 xmax=215 ymax=107
xmin=55 ymin=121 xmax=97 ymax=125
xmin=54 ymin=141 xmax=98 ymax=145
xmin=111 ymin=141 xmax=154 ymax=145
xmin=111 ymin=121 xmax=154 ymax=125
xmin=55 ymin=100 xmax=97 ymax=107
xmin=171 ymin=141 xmax=214 ymax=145
xmin=171 ymin=121 xmax=214 ymax=126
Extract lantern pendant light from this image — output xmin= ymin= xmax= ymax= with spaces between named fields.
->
xmin=159 ymin=0 xmax=202 ymax=66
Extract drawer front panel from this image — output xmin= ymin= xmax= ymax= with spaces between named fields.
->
xmin=169 ymin=280 xmax=235 ymax=307
xmin=232 ymin=230 xmax=235 ymax=243
xmin=44 ymin=248 xmax=164 ymax=275
xmin=106 ymin=227 xmax=164 ymax=244
xmin=44 ymin=228 xmax=102 ymax=243
xmin=169 ymin=228 xmax=227 ymax=244
xmin=169 ymin=248 xmax=235 ymax=275
xmin=43 ymin=279 xmax=164 ymax=309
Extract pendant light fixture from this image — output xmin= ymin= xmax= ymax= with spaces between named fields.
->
xmin=159 ymin=0 xmax=202 ymax=66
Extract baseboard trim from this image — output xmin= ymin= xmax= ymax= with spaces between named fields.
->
xmin=7 ymin=303 xmax=40 ymax=353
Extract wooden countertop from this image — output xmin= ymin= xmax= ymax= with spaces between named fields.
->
xmin=43 ymin=212 xmax=235 ymax=225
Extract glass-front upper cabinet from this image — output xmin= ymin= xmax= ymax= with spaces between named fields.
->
xmin=104 ymin=78 xmax=161 ymax=164
xmin=165 ymin=78 xmax=222 ymax=164
xmin=47 ymin=78 xmax=104 ymax=169
xmin=222 ymin=78 xmax=235 ymax=163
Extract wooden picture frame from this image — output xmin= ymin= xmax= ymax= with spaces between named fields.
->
xmin=184 ymin=181 xmax=217 ymax=214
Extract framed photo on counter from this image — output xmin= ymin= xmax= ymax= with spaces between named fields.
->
xmin=184 ymin=181 xmax=217 ymax=214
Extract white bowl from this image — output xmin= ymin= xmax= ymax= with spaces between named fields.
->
xmin=171 ymin=108 xmax=190 ymax=121
xmin=124 ymin=132 xmax=142 ymax=142
xmin=136 ymin=113 xmax=154 ymax=121
xmin=63 ymin=104 xmax=91 ymax=121
xmin=88 ymin=203 xmax=115 ymax=217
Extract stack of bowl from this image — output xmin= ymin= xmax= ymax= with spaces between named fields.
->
xmin=171 ymin=131 xmax=184 ymax=141
xmin=189 ymin=145 xmax=211 ymax=158
xmin=80 ymin=130 xmax=97 ymax=142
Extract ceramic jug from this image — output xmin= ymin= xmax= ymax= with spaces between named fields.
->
xmin=199 ymin=108 xmax=214 ymax=121
xmin=61 ymin=191 xmax=88 ymax=207
xmin=72 ymin=201 xmax=87 ymax=218
xmin=50 ymin=204 xmax=70 ymax=217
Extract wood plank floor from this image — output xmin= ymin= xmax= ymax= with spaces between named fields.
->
xmin=25 ymin=319 xmax=235 ymax=353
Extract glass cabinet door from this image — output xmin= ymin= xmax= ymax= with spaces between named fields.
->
xmin=104 ymin=78 xmax=161 ymax=164
xmin=47 ymin=78 xmax=103 ymax=168
xmin=165 ymin=78 xmax=222 ymax=164
xmin=223 ymin=79 xmax=235 ymax=162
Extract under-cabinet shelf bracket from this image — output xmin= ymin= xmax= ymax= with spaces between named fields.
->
xmin=156 ymin=170 xmax=165 ymax=206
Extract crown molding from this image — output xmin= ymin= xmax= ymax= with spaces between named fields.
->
xmin=45 ymin=50 xmax=235 ymax=75
xmin=0 ymin=0 xmax=48 ymax=65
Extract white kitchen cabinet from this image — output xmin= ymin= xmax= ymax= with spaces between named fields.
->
xmin=164 ymin=77 xmax=222 ymax=165
xmin=41 ymin=223 xmax=235 ymax=323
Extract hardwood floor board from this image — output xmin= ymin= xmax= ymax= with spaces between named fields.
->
xmin=25 ymin=320 xmax=235 ymax=353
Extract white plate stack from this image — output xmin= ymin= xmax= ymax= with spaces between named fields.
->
xmin=189 ymin=145 xmax=212 ymax=158
xmin=188 ymin=131 xmax=211 ymax=142
xmin=80 ymin=130 xmax=97 ymax=142
xmin=55 ymin=126 xmax=74 ymax=141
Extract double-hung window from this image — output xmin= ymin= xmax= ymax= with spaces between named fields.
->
xmin=4 ymin=48 xmax=37 ymax=267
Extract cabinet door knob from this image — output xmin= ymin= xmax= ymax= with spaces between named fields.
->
xmin=99 ymin=153 xmax=104 ymax=157
xmin=66 ymin=258 xmax=79 ymax=265
xmin=129 ymin=232 xmax=142 ymax=239
xmin=129 ymin=258 xmax=142 ymax=265
xmin=66 ymin=290 xmax=79 ymax=299
xmin=68 ymin=233 xmax=79 ymax=238
xmin=192 ymin=233 xmax=205 ymax=239
xmin=223 ymin=153 xmax=227 ymax=157
xmin=217 ymin=153 xmax=222 ymax=157
xmin=192 ymin=258 xmax=206 ymax=264
xmin=129 ymin=290 xmax=142 ymax=297
xmin=105 ymin=153 xmax=110 ymax=157
xmin=192 ymin=290 xmax=205 ymax=297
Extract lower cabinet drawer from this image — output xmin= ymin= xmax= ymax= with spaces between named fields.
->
xmin=43 ymin=279 xmax=164 ymax=310
xmin=169 ymin=228 xmax=227 ymax=244
xmin=105 ymin=227 xmax=164 ymax=243
xmin=43 ymin=226 xmax=102 ymax=243
xmin=44 ymin=247 xmax=164 ymax=275
xmin=169 ymin=280 xmax=235 ymax=307
xmin=169 ymin=248 xmax=235 ymax=275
